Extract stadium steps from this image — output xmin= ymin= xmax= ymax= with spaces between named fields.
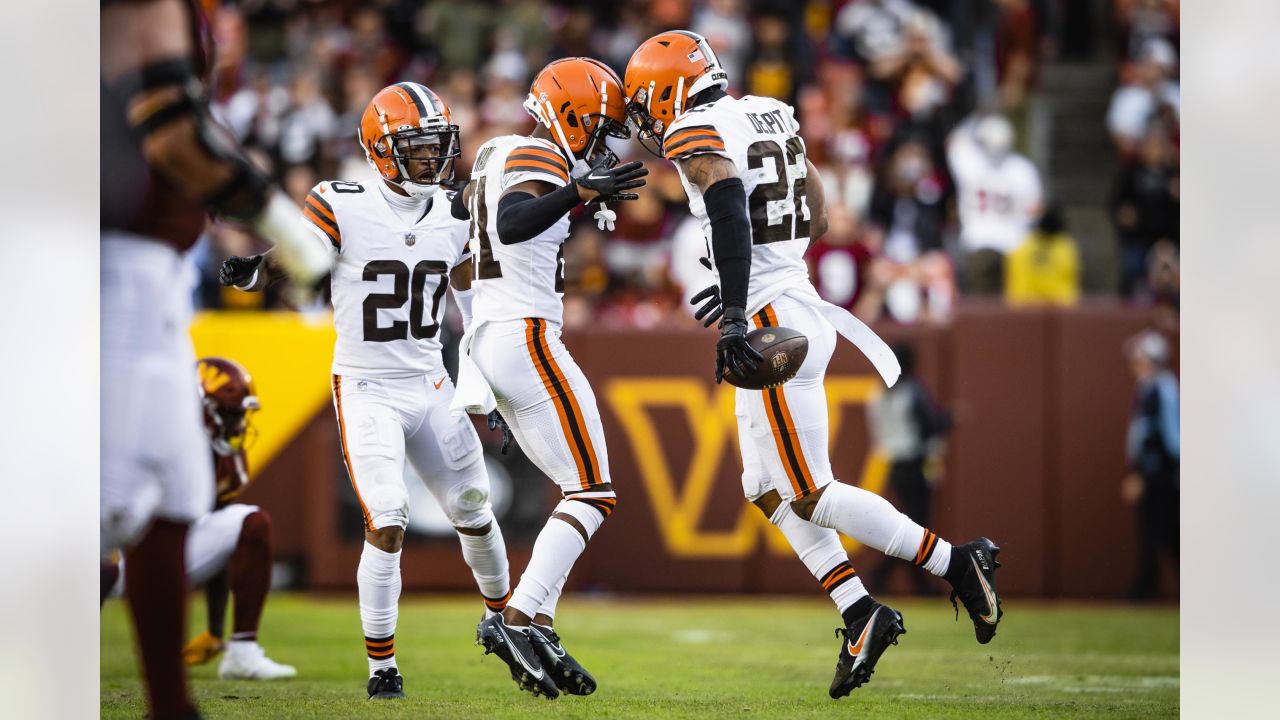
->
xmin=1039 ymin=60 xmax=1120 ymax=293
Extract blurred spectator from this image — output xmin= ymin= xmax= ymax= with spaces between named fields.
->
xmin=1121 ymin=330 xmax=1179 ymax=601
xmin=1115 ymin=0 xmax=1179 ymax=60
xmin=994 ymin=0 xmax=1041 ymax=150
xmin=1107 ymin=38 xmax=1179 ymax=157
xmin=1112 ymin=125 xmax=1179 ymax=298
xmin=745 ymin=9 xmax=798 ymax=102
xmin=1147 ymin=240 xmax=1180 ymax=329
xmin=809 ymin=201 xmax=873 ymax=311
xmin=948 ymin=113 xmax=1043 ymax=294
xmin=864 ymin=139 xmax=956 ymax=322
xmin=276 ymin=69 xmax=338 ymax=167
xmin=1004 ymin=203 xmax=1080 ymax=307
xmin=867 ymin=343 xmax=951 ymax=596
xmin=692 ymin=0 xmax=752 ymax=92
xmin=832 ymin=0 xmax=954 ymax=115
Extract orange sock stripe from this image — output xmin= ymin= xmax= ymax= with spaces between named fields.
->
xmin=483 ymin=590 xmax=512 ymax=610
xmin=914 ymin=530 xmax=938 ymax=566
xmin=366 ymin=647 xmax=395 ymax=658
xmin=333 ymin=375 xmax=373 ymax=532
xmin=821 ymin=567 xmax=857 ymax=591
xmin=365 ymin=639 xmax=394 ymax=649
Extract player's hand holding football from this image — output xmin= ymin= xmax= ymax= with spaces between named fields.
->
xmin=715 ymin=307 xmax=763 ymax=384
xmin=219 ymin=254 xmax=264 ymax=289
xmin=574 ymin=156 xmax=648 ymax=204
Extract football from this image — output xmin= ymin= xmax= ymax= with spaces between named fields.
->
xmin=723 ymin=326 xmax=809 ymax=390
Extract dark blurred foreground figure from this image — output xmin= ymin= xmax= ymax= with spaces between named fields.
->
xmin=867 ymin=344 xmax=952 ymax=595
xmin=1122 ymin=331 xmax=1179 ymax=600
xmin=101 ymin=1 xmax=332 ymax=717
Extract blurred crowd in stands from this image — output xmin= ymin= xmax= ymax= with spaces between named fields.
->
xmin=194 ymin=0 xmax=1179 ymax=330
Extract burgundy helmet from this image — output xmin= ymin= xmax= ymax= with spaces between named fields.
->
xmin=196 ymin=357 xmax=260 ymax=456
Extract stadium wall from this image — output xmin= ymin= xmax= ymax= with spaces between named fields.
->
xmin=211 ymin=304 xmax=1177 ymax=600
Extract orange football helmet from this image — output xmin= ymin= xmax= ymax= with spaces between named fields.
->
xmin=196 ymin=357 xmax=260 ymax=456
xmin=624 ymin=30 xmax=729 ymax=156
xmin=358 ymin=83 xmax=460 ymax=196
xmin=523 ymin=58 xmax=630 ymax=170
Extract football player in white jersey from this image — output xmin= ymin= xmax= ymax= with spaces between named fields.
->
xmin=625 ymin=31 xmax=1005 ymax=698
xmin=220 ymin=83 xmax=511 ymax=701
xmin=458 ymin=58 xmax=646 ymax=699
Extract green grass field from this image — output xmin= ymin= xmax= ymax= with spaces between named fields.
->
xmin=101 ymin=594 xmax=1178 ymax=719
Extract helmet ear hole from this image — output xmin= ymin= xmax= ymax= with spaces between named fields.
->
xmin=659 ymin=85 xmax=672 ymax=103
xmin=565 ymin=111 xmax=579 ymax=129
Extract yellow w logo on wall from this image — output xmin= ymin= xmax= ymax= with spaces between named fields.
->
xmin=605 ymin=378 xmax=887 ymax=559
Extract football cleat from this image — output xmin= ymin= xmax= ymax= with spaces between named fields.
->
xmin=475 ymin=616 xmax=559 ymax=699
xmin=217 ymin=642 xmax=297 ymax=680
xmin=182 ymin=631 xmax=225 ymax=666
xmin=528 ymin=624 xmax=596 ymax=696
xmin=948 ymin=537 xmax=1004 ymax=644
xmin=829 ymin=601 xmax=906 ymax=699
xmin=366 ymin=667 xmax=404 ymax=700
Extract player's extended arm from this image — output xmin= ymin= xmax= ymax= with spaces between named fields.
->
xmin=494 ymin=159 xmax=648 ymax=245
xmin=804 ymin=159 xmax=829 ymax=248
xmin=219 ymin=250 xmax=286 ymax=292
xmin=101 ymin=0 xmax=331 ymax=287
xmin=675 ymin=153 xmax=762 ymax=382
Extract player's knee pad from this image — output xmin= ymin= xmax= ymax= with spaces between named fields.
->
xmin=445 ymin=482 xmax=494 ymax=529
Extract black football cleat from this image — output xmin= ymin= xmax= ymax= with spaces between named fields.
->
xmin=948 ymin=537 xmax=1004 ymax=644
xmin=829 ymin=601 xmax=905 ymax=699
xmin=528 ymin=624 xmax=597 ymax=696
xmin=366 ymin=667 xmax=405 ymax=700
xmin=475 ymin=615 xmax=560 ymax=699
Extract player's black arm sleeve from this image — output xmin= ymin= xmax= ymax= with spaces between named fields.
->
xmin=450 ymin=183 xmax=471 ymax=221
xmin=495 ymin=184 xmax=580 ymax=245
xmin=703 ymin=177 xmax=752 ymax=311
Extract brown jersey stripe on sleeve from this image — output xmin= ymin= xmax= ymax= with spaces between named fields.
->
xmin=664 ymin=131 xmax=725 ymax=154
xmin=307 ymin=189 xmax=335 ymax=217
xmin=509 ymin=146 xmax=569 ymax=168
xmin=664 ymin=124 xmax=722 ymax=147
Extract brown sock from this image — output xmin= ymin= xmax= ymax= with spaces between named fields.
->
xmin=124 ymin=519 xmax=195 ymax=720
xmin=229 ymin=510 xmax=272 ymax=640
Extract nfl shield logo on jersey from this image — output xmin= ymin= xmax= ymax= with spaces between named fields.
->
xmin=404 ymin=232 xmax=416 ymax=247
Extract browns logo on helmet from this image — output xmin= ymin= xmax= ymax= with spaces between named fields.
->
xmin=523 ymin=58 xmax=631 ymax=171
xmin=358 ymin=82 xmax=461 ymax=198
xmin=196 ymin=356 xmax=260 ymax=456
xmin=623 ymin=30 xmax=729 ymax=157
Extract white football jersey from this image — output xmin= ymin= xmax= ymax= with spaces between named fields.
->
xmin=947 ymin=132 xmax=1043 ymax=254
xmin=666 ymin=94 xmax=815 ymax=316
xmin=302 ymin=180 xmax=470 ymax=378
xmin=467 ymin=135 xmax=573 ymax=327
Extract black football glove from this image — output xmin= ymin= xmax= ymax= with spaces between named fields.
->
xmin=715 ymin=306 xmax=763 ymax=384
xmin=487 ymin=410 xmax=514 ymax=455
xmin=219 ymin=254 xmax=264 ymax=288
xmin=575 ymin=157 xmax=648 ymax=203
xmin=690 ymin=284 xmax=723 ymax=327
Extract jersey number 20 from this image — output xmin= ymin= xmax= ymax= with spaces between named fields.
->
xmin=746 ymin=137 xmax=810 ymax=245
xmin=362 ymin=260 xmax=448 ymax=342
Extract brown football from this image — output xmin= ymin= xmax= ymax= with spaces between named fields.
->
xmin=723 ymin=326 xmax=809 ymax=390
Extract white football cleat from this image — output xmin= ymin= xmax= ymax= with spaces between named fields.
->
xmin=217 ymin=641 xmax=297 ymax=680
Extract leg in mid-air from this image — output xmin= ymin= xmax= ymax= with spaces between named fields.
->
xmin=742 ymin=300 xmax=1002 ymax=651
xmin=741 ymin=416 xmax=904 ymax=698
xmin=471 ymin=319 xmax=614 ymax=698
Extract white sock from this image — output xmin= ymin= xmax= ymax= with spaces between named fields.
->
xmin=771 ymin=503 xmax=869 ymax=614
xmin=457 ymin=523 xmax=511 ymax=613
xmin=508 ymin=499 xmax=605 ymax=619
xmin=226 ymin=639 xmax=260 ymax=659
xmin=357 ymin=541 xmax=401 ymax=675
xmin=536 ymin=570 xmax=569 ymax=621
xmin=808 ymin=481 xmax=952 ymax=577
